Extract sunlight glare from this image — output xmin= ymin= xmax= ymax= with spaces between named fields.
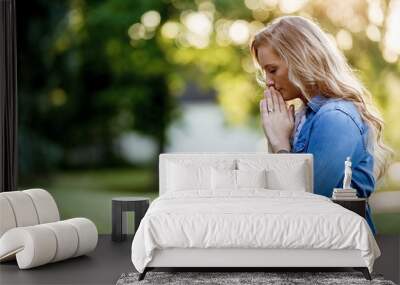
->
xmin=229 ymin=20 xmax=250 ymax=45
xmin=161 ymin=22 xmax=180 ymax=39
xmin=336 ymin=29 xmax=353 ymax=50
xmin=278 ymin=0 xmax=308 ymax=14
xmin=141 ymin=10 xmax=161 ymax=30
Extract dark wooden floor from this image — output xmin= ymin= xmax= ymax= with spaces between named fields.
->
xmin=0 ymin=234 xmax=399 ymax=285
xmin=375 ymin=235 xmax=400 ymax=284
xmin=0 ymin=235 xmax=134 ymax=285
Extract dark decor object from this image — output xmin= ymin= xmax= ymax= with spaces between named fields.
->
xmin=331 ymin=198 xmax=367 ymax=219
xmin=112 ymin=197 xmax=150 ymax=242
xmin=0 ymin=0 xmax=18 ymax=192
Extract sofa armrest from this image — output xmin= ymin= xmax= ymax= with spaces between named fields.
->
xmin=0 ymin=218 xmax=98 ymax=269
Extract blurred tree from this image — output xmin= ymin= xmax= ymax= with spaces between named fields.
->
xmin=17 ymin=0 xmax=179 ymax=183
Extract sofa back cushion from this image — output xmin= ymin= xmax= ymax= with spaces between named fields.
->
xmin=0 ymin=189 xmax=60 ymax=238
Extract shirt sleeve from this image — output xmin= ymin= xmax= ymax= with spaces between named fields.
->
xmin=306 ymin=109 xmax=362 ymax=197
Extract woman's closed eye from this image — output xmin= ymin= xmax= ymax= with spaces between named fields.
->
xmin=264 ymin=67 xmax=277 ymax=75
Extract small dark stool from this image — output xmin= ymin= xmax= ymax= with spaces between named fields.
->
xmin=112 ymin=197 xmax=150 ymax=242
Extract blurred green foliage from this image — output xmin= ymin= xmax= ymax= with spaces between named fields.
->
xmin=17 ymin=0 xmax=180 ymax=177
xmin=17 ymin=0 xmax=400 ymax=191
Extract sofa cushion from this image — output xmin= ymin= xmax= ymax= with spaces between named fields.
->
xmin=0 ymin=191 xmax=39 ymax=227
xmin=0 ymin=196 xmax=17 ymax=237
xmin=0 ymin=218 xmax=97 ymax=269
xmin=23 ymin=189 xmax=60 ymax=224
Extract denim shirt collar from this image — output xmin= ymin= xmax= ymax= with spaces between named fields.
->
xmin=306 ymin=93 xmax=329 ymax=113
xmin=291 ymin=93 xmax=329 ymax=153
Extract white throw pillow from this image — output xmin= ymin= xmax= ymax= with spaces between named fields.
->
xmin=236 ymin=169 xmax=268 ymax=188
xmin=168 ymin=162 xmax=210 ymax=191
xmin=211 ymin=168 xmax=236 ymax=190
xmin=166 ymin=159 xmax=235 ymax=192
xmin=266 ymin=166 xmax=307 ymax=191
xmin=237 ymin=159 xmax=308 ymax=191
xmin=211 ymin=168 xmax=268 ymax=190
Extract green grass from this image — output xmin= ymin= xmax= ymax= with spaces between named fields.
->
xmin=19 ymin=168 xmax=400 ymax=234
xmin=19 ymin=168 xmax=159 ymax=234
xmin=373 ymin=213 xmax=400 ymax=235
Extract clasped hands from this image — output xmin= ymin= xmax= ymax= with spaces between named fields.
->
xmin=259 ymin=86 xmax=295 ymax=153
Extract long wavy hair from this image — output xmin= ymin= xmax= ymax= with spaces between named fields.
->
xmin=250 ymin=15 xmax=392 ymax=182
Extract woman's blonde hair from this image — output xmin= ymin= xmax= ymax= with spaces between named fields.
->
xmin=250 ymin=15 xmax=393 ymax=182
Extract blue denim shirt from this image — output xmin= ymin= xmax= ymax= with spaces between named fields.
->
xmin=291 ymin=94 xmax=376 ymax=235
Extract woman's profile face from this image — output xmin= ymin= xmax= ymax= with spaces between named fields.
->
xmin=256 ymin=44 xmax=301 ymax=101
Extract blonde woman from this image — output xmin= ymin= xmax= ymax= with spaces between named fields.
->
xmin=250 ymin=15 xmax=392 ymax=235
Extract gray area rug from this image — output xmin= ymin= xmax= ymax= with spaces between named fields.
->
xmin=116 ymin=271 xmax=396 ymax=285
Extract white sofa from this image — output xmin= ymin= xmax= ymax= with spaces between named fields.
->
xmin=0 ymin=188 xmax=98 ymax=269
